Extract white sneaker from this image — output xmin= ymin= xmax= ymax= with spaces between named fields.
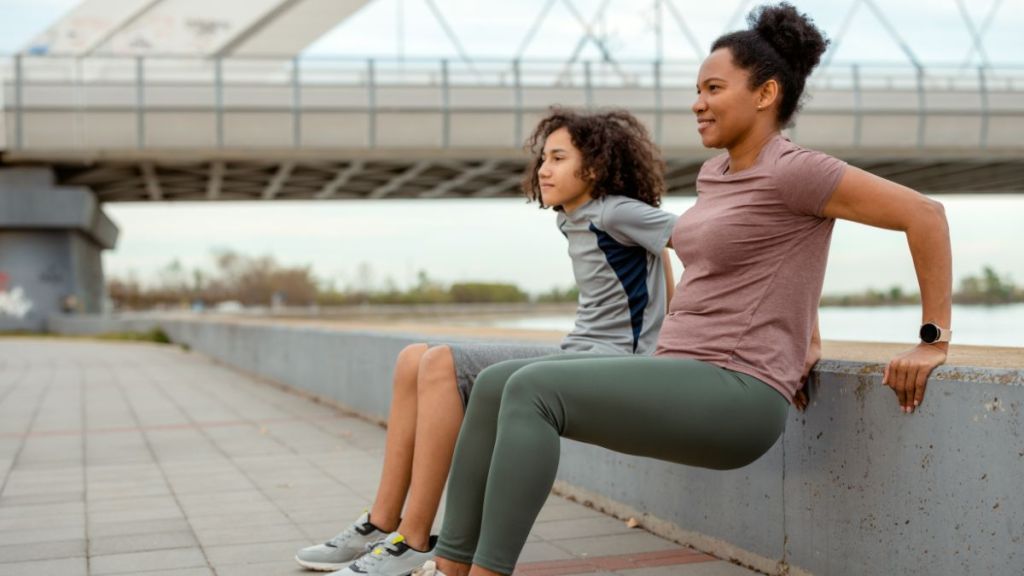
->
xmin=295 ymin=511 xmax=389 ymax=571
xmin=332 ymin=532 xmax=438 ymax=576
xmin=411 ymin=560 xmax=448 ymax=576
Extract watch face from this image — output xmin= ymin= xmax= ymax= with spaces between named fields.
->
xmin=920 ymin=323 xmax=939 ymax=343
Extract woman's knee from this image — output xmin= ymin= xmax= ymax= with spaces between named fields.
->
xmin=466 ymin=359 xmax=524 ymax=410
xmin=499 ymin=362 xmax=573 ymax=426
xmin=501 ymin=364 xmax=562 ymax=418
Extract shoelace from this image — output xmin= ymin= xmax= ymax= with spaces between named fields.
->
xmin=327 ymin=524 xmax=358 ymax=547
xmin=328 ymin=532 xmax=384 ymax=559
xmin=327 ymin=525 xmax=383 ymax=550
xmin=351 ymin=538 xmax=403 ymax=571
xmin=363 ymin=539 xmax=384 ymax=554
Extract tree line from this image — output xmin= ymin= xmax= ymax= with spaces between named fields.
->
xmin=108 ymin=252 xmax=1019 ymax=310
xmin=819 ymin=266 xmax=1023 ymax=307
xmin=107 ymin=250 xmax=577 ymax=310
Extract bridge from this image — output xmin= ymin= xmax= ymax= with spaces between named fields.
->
xmin=3 ymin=57 xmax=1023 ymax=201
xmin=1 ymin=0 xmax=1023 ymax=328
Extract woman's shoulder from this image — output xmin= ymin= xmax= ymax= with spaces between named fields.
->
xmin=766 ymin=136 xmax=847 ymax=215
xmin=766 ymin=136 xmax=838 ymax=171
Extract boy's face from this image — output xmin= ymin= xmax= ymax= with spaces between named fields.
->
xmin=537 ymin=127 xmax=592 ymax=213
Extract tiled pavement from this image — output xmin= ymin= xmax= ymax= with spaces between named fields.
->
xmin=0 ymin=338 xmax=760 ymax=576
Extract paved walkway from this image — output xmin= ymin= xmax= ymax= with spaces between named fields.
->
xmin=0 ymin=338 xmax=760 ymax=576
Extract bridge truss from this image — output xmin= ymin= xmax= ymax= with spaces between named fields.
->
xmin=3 ymin=0 xmax=1023 ymax=199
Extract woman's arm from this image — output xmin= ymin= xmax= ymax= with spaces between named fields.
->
xmin=662 ymin=248 xmax=675 ymax=304
xmin=822 ymin=166 xmax=952 ymax=414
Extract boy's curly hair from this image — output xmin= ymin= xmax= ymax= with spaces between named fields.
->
xmin=522 ymin=108 xmax=666 ymax=208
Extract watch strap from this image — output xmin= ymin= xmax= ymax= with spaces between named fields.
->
xmin=922 ymin=323 xmax=952 ymax=344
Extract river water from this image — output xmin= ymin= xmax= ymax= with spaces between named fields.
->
xmin=488 ymin=304 xmax=1024 ymax=348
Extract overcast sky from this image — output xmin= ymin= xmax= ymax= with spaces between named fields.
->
xmin=2 ymin=0 xmax=1022 ymax=295
xmin=2 ymin=0 xmax=1021 ymax=62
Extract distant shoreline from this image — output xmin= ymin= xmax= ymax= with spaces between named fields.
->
xmin=818 ymin=300 xmax=1024 ymax=308
xmin=157 ymin=300 xmax=1024 ymax=321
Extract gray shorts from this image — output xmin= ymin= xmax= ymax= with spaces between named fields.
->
xmin=438 ymin=342 xmax=563 ymax=409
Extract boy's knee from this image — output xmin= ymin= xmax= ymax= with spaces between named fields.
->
xmin=398 ymin=343 xmax=429 ymax=365
xmin=418 ymin=345 xmax=455 ymax=388
xmin=393 ymin=343 xmax=429 ymax=393
xmin=420 ymin=345 xmax=454 ymax=376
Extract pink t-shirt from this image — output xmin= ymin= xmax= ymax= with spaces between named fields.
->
xmin=655 ymin=135 xmax=847 ymax=402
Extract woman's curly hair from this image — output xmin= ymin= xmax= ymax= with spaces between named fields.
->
xmin=522 ymin=108 xmax=666 ymax=209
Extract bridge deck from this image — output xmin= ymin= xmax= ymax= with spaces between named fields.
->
xmin=3 ymin=58 xmax=1023 ymax=199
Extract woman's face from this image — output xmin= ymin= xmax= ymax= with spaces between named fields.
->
xmin=537 ymin=127 xmax=592 ymax=213
xmin=692 ymin=48 xmax=762 ymax=149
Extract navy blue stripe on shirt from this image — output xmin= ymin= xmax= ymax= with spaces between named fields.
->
xmin=589 ymin=223 xmax=649 ymax=353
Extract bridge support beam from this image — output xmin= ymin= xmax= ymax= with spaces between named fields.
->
xmin=0 ymin=168 xmax=118 ymax=332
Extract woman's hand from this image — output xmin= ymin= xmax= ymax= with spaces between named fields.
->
xmin=794 ymin=320 xmax=822 ymax=412
xmin=883 ymin=344 xmax=947 ymax=413
xmin=794 ymin=357 xmax=820 ymax=412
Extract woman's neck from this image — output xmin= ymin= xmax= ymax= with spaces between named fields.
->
xmin=725 ymin=128 xmax=780 ymax=174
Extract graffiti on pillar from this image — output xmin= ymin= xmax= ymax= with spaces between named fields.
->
xmin=0 ymin=272 xmax=35 ymax=319
xmin=39 ymin=263 xmax=64 ymax=284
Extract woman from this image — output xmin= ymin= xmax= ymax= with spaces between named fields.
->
xmin=295 ymin=108 xmax=678 ymax=576
xmin=417 ymin=4 xmax=952 ymax=576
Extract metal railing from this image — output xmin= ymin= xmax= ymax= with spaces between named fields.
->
xmin=3 ymin=55 xmax=1023 ymax=151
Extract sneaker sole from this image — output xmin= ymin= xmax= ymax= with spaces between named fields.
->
xmin=294 ymin=555 xmax=352 ymax=572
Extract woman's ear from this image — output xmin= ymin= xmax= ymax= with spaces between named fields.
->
xmin=757 ymin=79 xmax=780 ymax=111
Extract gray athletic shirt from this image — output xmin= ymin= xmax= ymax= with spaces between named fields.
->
xmin=557 ymin=195 xmax=678 ymax=355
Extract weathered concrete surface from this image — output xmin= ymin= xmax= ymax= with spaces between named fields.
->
xmin=0 ymin=168 xmax=117 ymax=248
xmin=47 ymin=314 xmax=1024 ymax=575
xmin=782 ymin=359 xmax=1022 ymax=575
xmin=0 ymin=168 xmax=117 ymax=331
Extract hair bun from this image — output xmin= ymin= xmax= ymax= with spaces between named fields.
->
xmin=749 ymin=3 xmax=828 ymax=79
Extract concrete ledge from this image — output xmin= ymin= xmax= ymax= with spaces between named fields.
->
xmin=0 ymin=167 xmax=118 ymax=248
xmin=46 ymin=314 xmax=1024 ymax=576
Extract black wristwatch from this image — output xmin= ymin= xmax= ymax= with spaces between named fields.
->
xmin=919 ymin=323 xmax=951 ymax=344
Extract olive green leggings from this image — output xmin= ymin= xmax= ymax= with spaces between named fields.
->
xmin=433 ymin=354 xmax=789 ymax=575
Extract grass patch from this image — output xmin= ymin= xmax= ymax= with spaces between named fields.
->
xmin=2 ymin=327 xmax=184 ymax=349
xmin=1 ymin=328 xmax=172 ymax=345
xmin=91 ymin=327 xmax=172 ymax=345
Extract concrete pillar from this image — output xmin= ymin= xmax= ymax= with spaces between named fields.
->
xmin=0 ymin=168 xmax=118 ymax=332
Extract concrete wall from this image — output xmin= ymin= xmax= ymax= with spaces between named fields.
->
xmin=0 ymin=168 xmax=117 ymax=330
xmin=1 ymin=231 xmax=74 ymax=331
xmin=48 ymin=315 xmax=1024 ymax=576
